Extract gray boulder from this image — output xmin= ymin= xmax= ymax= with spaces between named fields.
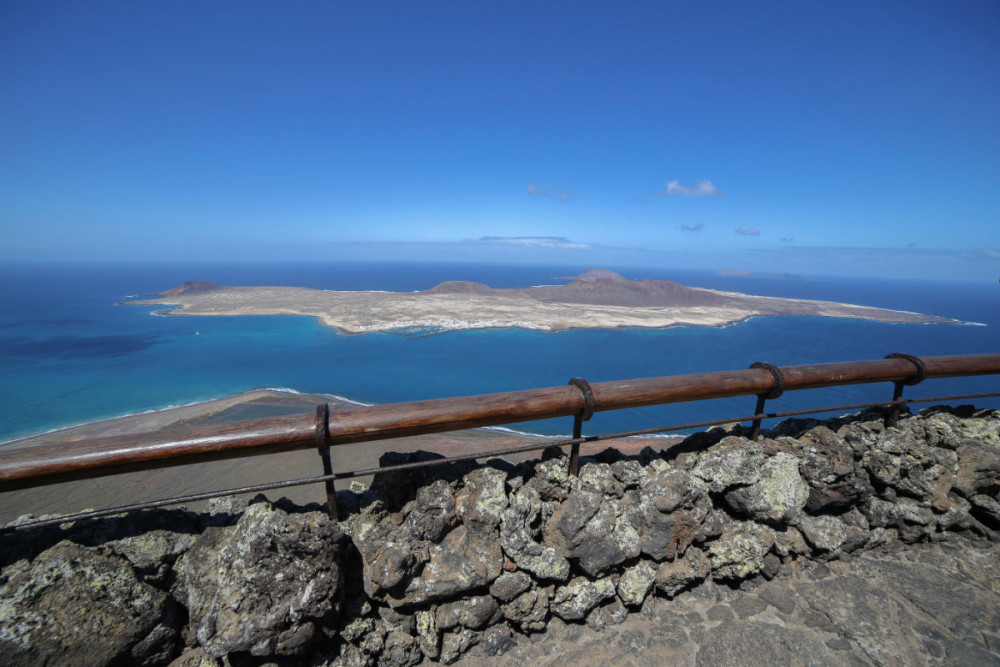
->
xmin=500 ymin=588 xmax=549 ymax=631
xmin=396 ymin=524 xmax=503 ymax=607
xmin=0 ymin=541 xmax=176 ymax=667
xmin=692 ymin=436 xmax=765 ymax=493
xmin=180 ymin=501 xmax=343 ymax=657
xmin=723 ymin=453 xmax=809 ymax=525
xmin=708 ymin=521 xmax=776 ymax=581
xmin=499 ymin=486 xmax=570 ymax=581
xmin=798 ymin=426 xmax=874 ymax=512
xmin=625 ymin=468 xmax=712 ymax=561
xmin=543 ymin=488 xmax=640 ymax=576
xmin=655 ymin=547 xmax=711 ymax=597
xmin=490 ymin=571 xmax=533 ymax=602
xmin=407 ymin=480 xmax=457 ymax=542
xmin=550 ymin=577 xmax=617 ymax=621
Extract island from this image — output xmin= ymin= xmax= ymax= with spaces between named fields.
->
xmin=127 ymin=269 xmax=965 ymax=334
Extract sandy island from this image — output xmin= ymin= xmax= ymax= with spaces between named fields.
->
xmin=127 ymin=269 xmax=965 ymax=333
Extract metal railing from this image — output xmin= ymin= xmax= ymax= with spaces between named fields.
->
xmin=2 ymin=352 xmax=998 ymax=531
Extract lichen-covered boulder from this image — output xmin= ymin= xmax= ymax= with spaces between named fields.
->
xmin=499 ymin=486 xmax=570 ymax=581
xmin=578 ymin=462 xmax=625 ymax=498
xmin=794 ymin=514 xmax=849 ymax=552
xmin=455 ymin=467 xmax=509 ymax=530
xmin=526 ymin=455 xmax=578 ymax=501
xmin=543 ymin=489 xmax=640 ymax=576
xmin=625 ymin=468 xmax=711 ymax=561
xmin=395 ymin=524 xmax=503 ymax=607
xmin=550 ymin=576 xmax=616 ymax=621
xmin=723 ymin=452 xmax=809 ymax=525
xmin=708 ymin=520 xmax=776 ymax=581
xmin=106 ymin=529 xmax=197 ymax=588
xmin=0 ymin=541 xmax=176 ymax=667
xmin=179 ymin=501 xmax=343 ymax=657
xmin=616 ymin=560 xmax=657 ymax=606
xmin=692 ymin=437 xmax=765 ymax=492
xmin=954 ymin=439 xmax=1000 ymax=497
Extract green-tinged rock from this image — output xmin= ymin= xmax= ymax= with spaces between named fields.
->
xmin=724 ymin=452 xmax=809 ymax=525
xmin=500 ymin=486 xmax=571 ymax=581
xmin=456 ymin=466 xmax=509 ymax=529
xmin=0 ymin=541 xmax=174 ymax=667
xmin=527 ymin=455 xmax=578 ymax=501
xmin=708 ymin=521 xmax=776 ymax=581
xmin=180 ymin=501 xmax=343 ymax=657
xmin=551 ymin=576 xmax=617 ymax=621
xmin=692 ymin=437 xmax=765 ymax=493
xmin=617 ymin=560 xmax=657 ymax=606
xmin=415 ymin=610 xmax=440 ymax=660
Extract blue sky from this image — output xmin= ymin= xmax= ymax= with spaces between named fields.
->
xmin=1 ymin=1 xmax=998 ymax=280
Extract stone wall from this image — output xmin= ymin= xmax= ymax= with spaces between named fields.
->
xmin=2 ymin=405 xmax=999 ymax=666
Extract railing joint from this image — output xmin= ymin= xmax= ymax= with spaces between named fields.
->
xmin=568 ymin=378 xmax=595 ymax=476
xmin=748 ymin=361 xmax=785 ymax=440
xmin=884 ymin=353 xmax=927 ymax=427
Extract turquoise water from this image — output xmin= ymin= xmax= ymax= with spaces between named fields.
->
xmin=1 ymin=261 xmax=997 ymax=442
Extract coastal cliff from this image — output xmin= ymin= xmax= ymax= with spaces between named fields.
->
xmin=2 ymin=406 xmax=999 ymax=665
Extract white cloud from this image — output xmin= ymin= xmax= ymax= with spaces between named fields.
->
xmin=678 ymin=223 xmax=704 ymax=232
xmin=659 ymin=178 xmax=722 ymax=197
xmin=985 ymin=249 xmax=1000 ymax=259
xmin=735 ymin=227 xmax=760 ymax=236
xmin=474 ymin=236 xmax=591 ymax=250
xmin=526 ymin=182 xmax=578 ymax=201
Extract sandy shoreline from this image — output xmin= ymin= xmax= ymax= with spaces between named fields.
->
xmin=0 ymin=389 xmax=680 ymax=524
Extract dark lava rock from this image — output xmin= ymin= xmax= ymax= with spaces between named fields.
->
xmin=0 ymin=541 xmax=176 ymax=667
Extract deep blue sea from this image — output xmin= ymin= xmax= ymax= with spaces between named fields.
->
xmin=1 ymin=261 xmax=997 ymax=444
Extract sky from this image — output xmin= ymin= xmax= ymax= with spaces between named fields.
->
xmin=1 ymin=1 xmax=998 ymax=281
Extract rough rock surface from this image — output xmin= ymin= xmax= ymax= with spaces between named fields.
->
xmin=179 ymin=500 xmax=344 ymax=657
xmin=2 ymin=407 xmax=999 ymax=666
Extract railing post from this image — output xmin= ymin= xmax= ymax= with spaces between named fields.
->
xmin=748 ymin=362 xmax=785 ymax=440
xmin=568 ymin=378 xmax=595 ymax=476
xmin=315 ymin=403 xmax=338 ymax=519
xmin=884 ymin=353 xmax=927 ymax=427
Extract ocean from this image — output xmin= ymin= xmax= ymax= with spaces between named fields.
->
xmin=1 ymin=261 xmax=997 ymax=444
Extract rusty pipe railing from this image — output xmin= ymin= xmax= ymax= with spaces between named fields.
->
xmin=0 ymin=353 xmax=997 ymax=493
